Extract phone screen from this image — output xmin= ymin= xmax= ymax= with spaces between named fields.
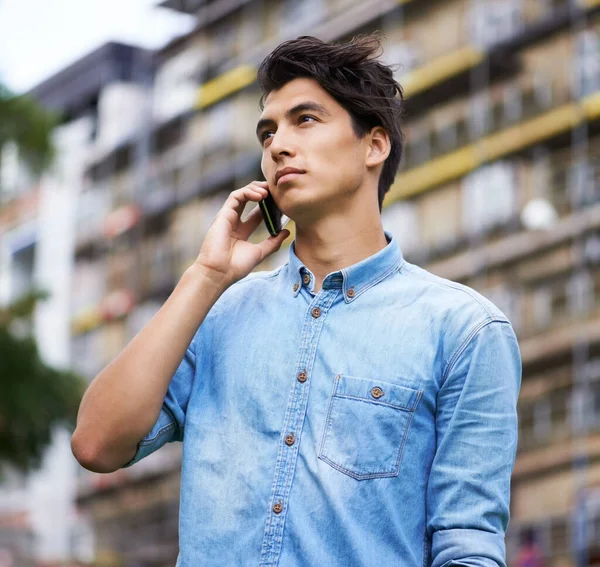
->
xmin=259 ymin=190 xmax=290 ymax=236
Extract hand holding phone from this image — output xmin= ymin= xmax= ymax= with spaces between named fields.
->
xmin=193 ymin=181 xmax=289 ymax=289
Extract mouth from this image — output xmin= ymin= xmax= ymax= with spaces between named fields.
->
xmin=275 ymin=168 xmax=305 ymax=186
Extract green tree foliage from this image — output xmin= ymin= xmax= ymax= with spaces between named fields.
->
xmin=0 ymin=85 xmax=84 ymax=473
xmin=0 ymin=291 xmax=85 ymax=473
xmin=0 ymin=82 xmax=58 ymax=175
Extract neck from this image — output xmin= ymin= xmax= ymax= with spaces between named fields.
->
xmin=293 ymin=215 xmax=388 ymax=293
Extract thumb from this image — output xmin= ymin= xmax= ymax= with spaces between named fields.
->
xmin=257 ymin=229 xmax=291 ymax=260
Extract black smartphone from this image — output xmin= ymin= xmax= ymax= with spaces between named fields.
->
xmin=259 ymin=190 xmax=290 ymax=236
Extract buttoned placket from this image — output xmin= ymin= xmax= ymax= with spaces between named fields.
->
xmin=259 ymin=286 xmax=339 ymax=567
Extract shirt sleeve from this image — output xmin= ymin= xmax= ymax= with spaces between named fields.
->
xmin=121 ymin=345 xmax=196 ymax=468
xmin=428 ymin=319 xmax=522 ymax=567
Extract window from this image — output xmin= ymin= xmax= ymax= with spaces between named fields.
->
xmin=567 ymin=368 xmax=598 ymax=435
xmin=210 ymin=18 xmax=240 ymax=65
xmin=583 ymin=232 xmax=600 ymax=266
xmin=96 ymin=83 xmax=147 ymax=150
xmin=419 ymin=184 xmax=461 ymax=251
xmin=381 ymin=202 xmax=420 ymax=256
xmin=154 ymin=47 xmax=205 ymax=121
xmin=548 ymin=387 xmax=570 ymax=439
xmin=573 ymin=27 xmax=600 ymax=98
xmin=518 ymin=401 xmax=535 ymax=450
xmin=279 ymin=0 xmax=324 ymax=37
xmin=383 ymin=41 xmax=422 ymax=79
xmin=76 ymin=185 xmax=112 ymax=246
xmin=532 ymin=287 xmax=552 ymax=329
xmin=434 ymin=117 xmax=457 ymax=155
xmin=568 ymin=158 xmax=600 ymax=210
xmin=567 ymin=270 xmax=593 ymax=315
xmin=530 ymin=146 xmax=552 ymax=200
xmin=140 ymin=235 xmax=175 ymax=297
xmin=469 ymin=0 xmax=524 ymax=48
xmin=404 ymin=123 xmax=431 ymax=168
xmin=533 ymin=72 xmax=554 ymax=110
xmin=468 ymin=93 xmax=491 ymax=140
xmin=533 ymin=398 xmax=551 ymax=440
xmin=503 ymin=83 xmax=522 ymax=125
xmin=549 ymin=283 xmax=568 ymax=320
xmin=462 ymin=161 xmax=517 ymax=236
xmin=550 ymin=163 xmax=571 ymax=215
xmin=520 ymin=87 xmax=543 ymax=121
xmin=199 ymin=101 xmax=234 ymax=163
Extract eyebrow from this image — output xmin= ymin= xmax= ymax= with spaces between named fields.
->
xmin=256 ymin=101 xmax=331 ymax=140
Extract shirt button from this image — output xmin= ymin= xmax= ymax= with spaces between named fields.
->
xmin=297 ymin=371 xmax=308 ymax=383
xmin=303 ymin=274 xmax=311 ymax=285
xmin=371 ymin=387 xmax=384 ymax=399
xmin=273 ymin=501 xmax=283 ymax=514
xmin=285 ymin=434 xmax=295 ymax=446
xmin=311 ymin=307 xmax=321 ymax=318
xmin=347 ymin=287 xmax=355 ymax=298
xmin=293 ymin=283 xmax=299 ymax=292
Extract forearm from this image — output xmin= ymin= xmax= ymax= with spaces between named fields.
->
xmin=71 ymin=264 xmax=225 ymax=472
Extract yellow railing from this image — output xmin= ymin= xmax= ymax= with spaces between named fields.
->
xmin=402 ymin=46 xmax=484 ymax=98
xmin=193 ymin=45 xmax=482 ymax=110
xmin=384 ymin=91 xmax=600 ymax=204
xmin=195 ymin=65 xmax=257 ymax=109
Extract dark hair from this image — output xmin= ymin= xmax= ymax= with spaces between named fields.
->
xmin=257 ymin=34 xmax=404 ymax=212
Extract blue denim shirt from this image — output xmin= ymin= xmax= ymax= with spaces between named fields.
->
xmin=124 ymin=231 xmax=521 ymax=567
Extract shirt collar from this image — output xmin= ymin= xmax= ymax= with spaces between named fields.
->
xmin=287 ymin=230 xmax=404 ymax=302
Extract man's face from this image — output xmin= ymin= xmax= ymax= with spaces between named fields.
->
xmin=257 ymin=78 xmax=370 ymax=224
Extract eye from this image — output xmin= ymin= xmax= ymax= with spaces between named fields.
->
xmin=299 ymin=115 xmax=317 ymax=124
xmin=260 ymin=130 xmax=274 ymax=144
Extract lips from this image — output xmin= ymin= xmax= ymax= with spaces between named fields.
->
xmin=275 ymin=167 xmax=305 ymax=185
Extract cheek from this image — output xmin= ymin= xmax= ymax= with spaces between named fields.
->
xmin=260 ymin=153 xmax=267 ymax=175
xmin=261 ymin=153 xmax=273 ymax=180
xmin=324 ymin=139 xmax=365 ymax=177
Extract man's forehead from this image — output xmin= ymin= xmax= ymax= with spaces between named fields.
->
xmin=261 ymin=78 xmax=334 ymax=116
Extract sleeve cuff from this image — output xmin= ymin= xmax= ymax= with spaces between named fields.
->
xmin=121 ymin=408 xmax=178 ymax=468
xmin=432 ymin=528 xmax=506 ymax=567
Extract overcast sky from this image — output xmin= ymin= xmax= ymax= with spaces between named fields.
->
xmin=0 ymin=0 xmax=195 ymax=93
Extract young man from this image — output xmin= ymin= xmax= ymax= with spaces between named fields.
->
xmin=72 ymin=35 xmax=521 ymax=567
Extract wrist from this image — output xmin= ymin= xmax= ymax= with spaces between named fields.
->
xmin=184 ymin=263 xmax=230 ymax=296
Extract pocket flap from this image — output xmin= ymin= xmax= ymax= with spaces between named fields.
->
xmin=334 ymin=374 xmax=421 ymax=411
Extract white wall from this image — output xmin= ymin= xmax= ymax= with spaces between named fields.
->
xmin=27 ymin=115 xmax=95 ymax=563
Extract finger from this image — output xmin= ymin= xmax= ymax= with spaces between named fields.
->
xmin=238 ymin=205 xmax=264 ymax=240
xmin=225 ymin=183 xmax=268 ymax=218
xmin=256 ymin=229 xmax=291 ymax=262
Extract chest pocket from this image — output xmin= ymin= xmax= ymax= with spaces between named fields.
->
xmin=318 ymin=374 xmax=422 ymax=480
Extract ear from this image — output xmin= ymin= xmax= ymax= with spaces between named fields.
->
xmin=365 ymin=126 xmax=391 ymax=168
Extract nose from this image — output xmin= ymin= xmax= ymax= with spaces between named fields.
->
xmin=269 ymin=128 xmax=296 ymax=161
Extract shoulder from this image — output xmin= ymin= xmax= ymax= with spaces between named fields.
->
xmin=189 ymin=263 xmax=287 ymax=350
xmin=400 ymin=262 xmax=519 ymax=381
xmin=400 ymin=261 xmax=509 ymax=325
xmin=207 ymin=263 xmax=287 ymax=315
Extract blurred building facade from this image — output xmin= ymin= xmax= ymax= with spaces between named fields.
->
xmin=0 ymin=42 xmax=153 ymax=566
xmin=3 ymin=0 xmax=600 ymax=565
